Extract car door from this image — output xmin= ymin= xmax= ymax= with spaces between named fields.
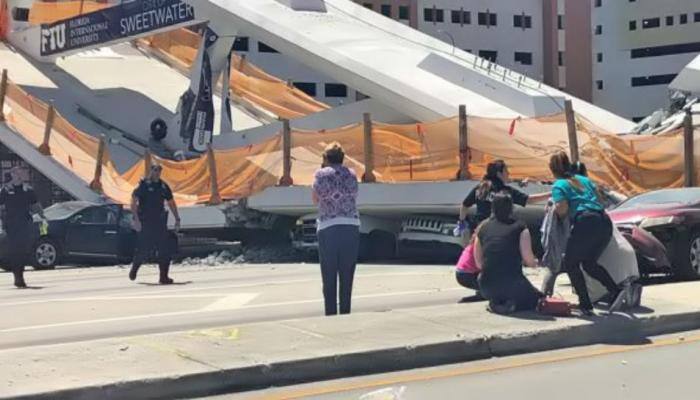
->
xmin=116 ymin=209 xmax=137 ymax=260
xmin=64 ymin=206 xmax=120 ymax=259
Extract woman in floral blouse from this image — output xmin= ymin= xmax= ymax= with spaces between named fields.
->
xmin=312 ymin=142 xmax=360 ymax=316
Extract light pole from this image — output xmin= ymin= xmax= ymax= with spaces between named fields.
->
xmin=437 ymin=29 xmax=456 ymax=56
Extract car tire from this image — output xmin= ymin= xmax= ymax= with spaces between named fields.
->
xmin=673 ymin=230 xmax=700 ymax=280
xmin=32 ymin=238 xmax=60 ymax=270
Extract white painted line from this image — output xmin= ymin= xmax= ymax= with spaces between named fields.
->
xmin=201 ymin=293 xmax=260 ymax=312
xmin=0 ymin=288 xmax=462 ymax=334
xmin=0 ymin=271 xmax=450 ymax=306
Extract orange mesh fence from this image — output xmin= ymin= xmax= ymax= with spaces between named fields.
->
xmin=139 ymin=29 xmax=331 ymax=119
xmin=3 ymin=69 xmax=700 ymax=206
xmin=28 ymin=1 xmax=112 ymax=25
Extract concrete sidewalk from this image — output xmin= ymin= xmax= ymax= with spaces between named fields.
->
xmin=3 ymin=281 xmax=700 ymax=400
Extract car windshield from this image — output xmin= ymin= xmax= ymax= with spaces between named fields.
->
xmin=44 ymin=203 xmax=88 ymax=220
xmin=616 ymin=189 xmax=700 ymax=210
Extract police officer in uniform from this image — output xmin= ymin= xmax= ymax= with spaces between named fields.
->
xmin=129 ymin=164 xmax=181 ymax=284
xmin=0 ymin=167 xmax=45 ymax=288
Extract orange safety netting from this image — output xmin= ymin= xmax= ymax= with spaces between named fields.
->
xmin=139 ymin=29 xmax=331 ymax=119
xmin=2 ymin=80 xmax=200 ymax=206
xmin=2 ymin=69 xmax=700 ymax=206
xmin=28 ymin=1 xmax=112 ymax=25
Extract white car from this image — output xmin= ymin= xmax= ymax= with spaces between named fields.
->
xmin=397 ymin=215 xmax=469 ymax=262
xmin=291 ymin=214 xmax=400 ymax=261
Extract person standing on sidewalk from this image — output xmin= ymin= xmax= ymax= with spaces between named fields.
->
xmin=129 ymin=164 xmax=180 ymax=285
xmin=312 ymin=142 xmax=360 ymax=316
xmin=549 ymin=152 xmax=627 ymax=316
xmin=0 ymin=167 xmax=46 ymax=288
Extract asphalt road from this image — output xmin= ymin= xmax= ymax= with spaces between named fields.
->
xmin=219 ymin=330 xmax=700 ymax=400
xmin=0 ymin=263 xmax=466 ymax=350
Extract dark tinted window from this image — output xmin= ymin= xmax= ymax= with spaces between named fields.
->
xmin=514 ymin=52 xmax=532 ymax=65
xmin=399 ymin=6 xmax=410 ymax=20
xmin=642 ymin=17 xmax=660 ymax=29
xmin=325 ymin=83 xmax=348 ymax=98
xmin=631 ymin=42 xmax=700 ymax=58
xmin=233 ymin=37 xmax=249 ymax=52
xmin=258 ymin=42 xmax=279 ymax=53
xmin=631 ymin=74 xmax=677 ymax=87
xmin=293 ymin=82 xmax=317 ymax=96
xmin=380 ymin=4 xmax=391 ymax=17
xmin=479 ymin=50 xmax=498 ymax=62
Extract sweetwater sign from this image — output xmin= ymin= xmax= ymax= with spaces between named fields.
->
xmin=40 ymin=0 xmax=195 ymax=56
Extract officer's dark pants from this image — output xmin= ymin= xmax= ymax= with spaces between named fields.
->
xmin=131 ymin=219 xmax=172 ymax=282
xmin=6 ymin=223 xmax=32 ymax=286
xmin=318 ymin=225 xmax=360 ymax=316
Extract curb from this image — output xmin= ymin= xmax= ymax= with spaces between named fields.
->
xmin=7 ymin=309 xmax=700 ymax=400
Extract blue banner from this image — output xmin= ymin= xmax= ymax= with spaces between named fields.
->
xmin=40 ymin=0 xmax=195 ymax=56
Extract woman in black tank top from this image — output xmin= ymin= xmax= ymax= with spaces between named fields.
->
xmin=474 ymin=193 xmax=543 ymax=314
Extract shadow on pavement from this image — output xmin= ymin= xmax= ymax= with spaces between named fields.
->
xmin=137 ymin=281 xmax=194 ymax=287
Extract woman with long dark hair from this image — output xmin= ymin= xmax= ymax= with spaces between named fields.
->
xmin=473 ymin=193 xmax=543 ymax=314
xmin=549 ymin=152 xmax=626 ymax=316
xmin=457 ymin=160 xmax=548 ymax=234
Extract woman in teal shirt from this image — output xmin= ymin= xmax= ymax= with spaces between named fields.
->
xmin=549 ymin=152 xmax=625 ymax=316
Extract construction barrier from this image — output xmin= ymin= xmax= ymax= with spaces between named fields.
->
xmin=0 ymin=0 xmax=8 ymax=41
xmin=139 ymin=29 xmax=331 ymax=119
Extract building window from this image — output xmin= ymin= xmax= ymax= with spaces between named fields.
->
xmin=595 ymin=0 xmax=602 ymax=7
xmin=399 ymin=6 xmax=410 ymax=20
xmin=558 ymin=51 xmax=564 ymax=66
xmin=451 ymin=10 xmax=471 ymax=25
xmin=631 ymin=41 xmax=700 ymax=58
xmin=666 ymin=16 xmax=674 ymax=26
xmin=362 ymin=3 xmax=373 ymax=9
xmin=597 ymin=53 xmax=603 ymax=63
xmin=629 ymin=20 xmax=637 ymax=30
xmin=631 ymin=74 xmax=677 ymax=87
xmin=380 ymin=4 xmax=391 ymax=17
xmin=596 ymin=80 xmax=604 ymax=90
xmin=424 ymin=8 xmax=444 ymax=23
xmin=293 ymin=82 xmax=317 ymax=96
xmin=514 ymin=52 xmax=532 ymax=65
xmin=595 ymin=25 xmax=603 ymax=35
xmin=558 ymin=15 xmax=564 ymax=30
xmin=258 ymin=42 xmax=279 ymax=53
xmin=642 ymin=17 xmax=661 ymax=29
xmin=232 ymin=37 xmax=249 ymax=52
xmin=695 ymin=12 xmax=700 ymax=22
xmin=479 ymin=50 xmax=498 ymax=62
xmin=478 ymin=11 xmax=497 ymax=27
xmin=514 ymin=14 xmax=532 ymax=29
xmin=325 ymin=83 xmax=348 ymax=98
xmin=680 ymin=14 xmax=688 ymax=24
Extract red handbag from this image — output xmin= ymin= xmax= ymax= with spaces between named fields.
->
xmin=537 ymin=296 xmax=573 ymax=316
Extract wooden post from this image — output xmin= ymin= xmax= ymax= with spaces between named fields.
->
xmin=684 ymin=110 xmax=694 ymax=187
xmin=565 ymin=100 xmax=579 ymax=164
xmin=362 ymin=112 xmax=377 ymax=183
xmin=144 ymin=149 xmax=153 ymax=174
xmin=207 ymin=145 xmax=222 ymax=205
xmin=89 ymin=136 xmax=106 ymax=193
xmin=457 ymin=104 xmax=471 ymax=180
xmin=278 ymin=119 xmax=293 ymax=186
xmin=0 ymin=69 xmax=7 ymax=123
xmin=38 ymin=104 xmax=55 ymax=155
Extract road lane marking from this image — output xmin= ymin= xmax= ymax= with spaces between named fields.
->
xmin=202 ymin=294 xmax=260 ymax=312
xmin=0 ymin=288 xmax=462 ymax=333
xmin=252 ymin=333 xmax=700 ymax=399
xmin=0 ymin=271 xmax=451 ymax=307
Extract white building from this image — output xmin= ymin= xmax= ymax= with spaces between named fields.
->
xmin=416 ymin=0 xmax=545 ymax=82
xmin=592 ymin=0 xmax=700 ymax=121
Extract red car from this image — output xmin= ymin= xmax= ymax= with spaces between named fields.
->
xmin=608 ymin=188 xmax=700 ymax=280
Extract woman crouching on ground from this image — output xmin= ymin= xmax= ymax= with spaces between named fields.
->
xmin=473 ymin=192 xmax=543 ymax=314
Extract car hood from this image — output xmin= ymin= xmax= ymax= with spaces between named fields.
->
xmin=608 ymin=203 xmax=688 ymax=224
